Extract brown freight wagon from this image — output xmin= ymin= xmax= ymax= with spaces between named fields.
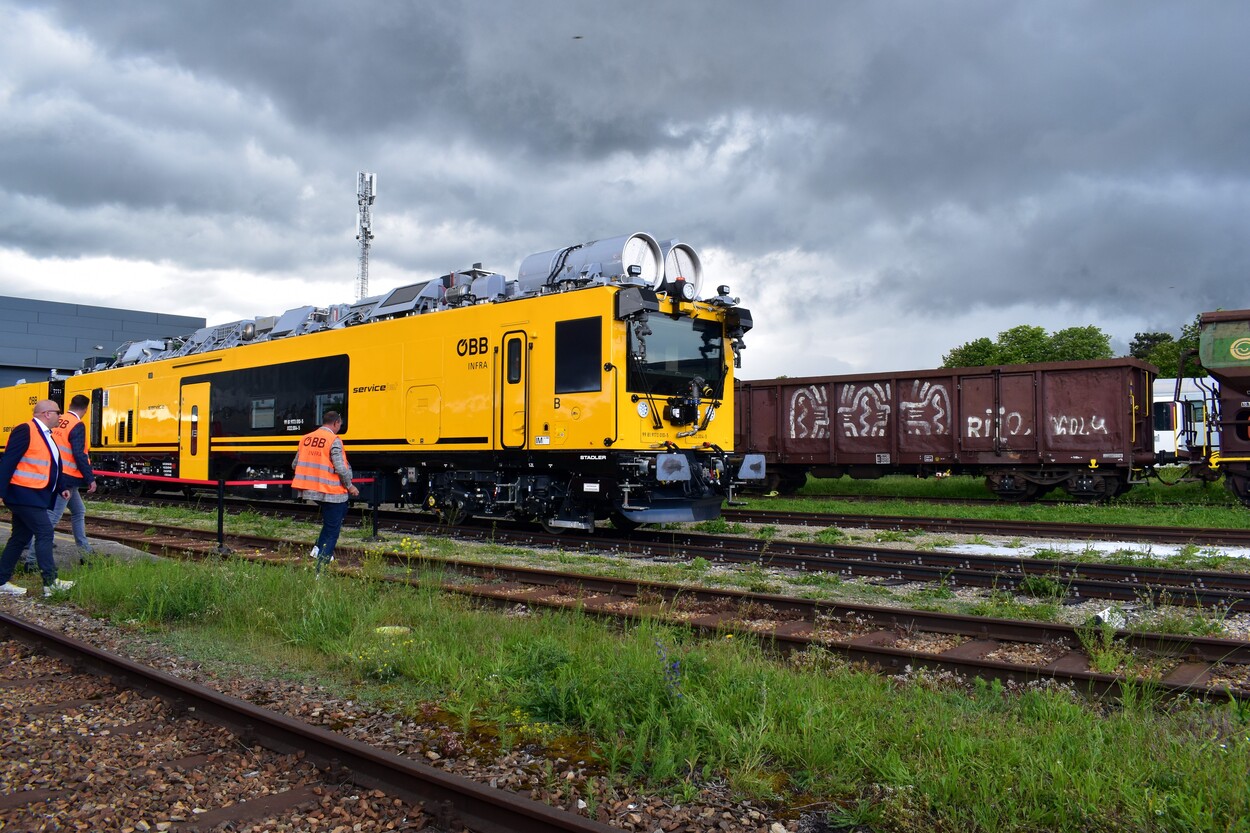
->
xmin=735 ymin=359 xmax=1158 ymax=501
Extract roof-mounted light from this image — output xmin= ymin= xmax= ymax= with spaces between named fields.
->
xmin=710 ymin=284 xmax=739 ymax=307
xmin=673 ymin=278 xmax=696 ymax=302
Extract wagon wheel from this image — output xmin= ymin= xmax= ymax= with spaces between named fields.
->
xmin=541 ymin=518 xmax=567 ymax=535
xmin=1062 ymin=473 xmax=1119 ymax=503
xmin=439 ymin=500 xmax=470 ymax=526
xmin=1224 ymin=470 xmax=1250 ymax=508
xmin=986 ymin=474 xmax=1038 ymax=502
xmin=776 ymin=471 xmax=810 ymax=495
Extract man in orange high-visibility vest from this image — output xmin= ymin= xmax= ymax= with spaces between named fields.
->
xmin=0 ymin=400 xmax=73 ymax=597
xmin=291 ymin=411 xmax=358 ymax=573
xmin=23 ymin=394 xmax=96 ymax=568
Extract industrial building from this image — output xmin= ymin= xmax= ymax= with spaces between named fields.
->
xmin=0 ymin=295 xmax=205 ymax=387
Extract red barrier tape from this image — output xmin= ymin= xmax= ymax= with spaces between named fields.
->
xmin=94 ymin=471 xmax=375 ymax=488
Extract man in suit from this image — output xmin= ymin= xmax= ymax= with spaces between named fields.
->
xmin=0 ymin=399 xmax=74 ymax=597
xmin=22 ymin=393 xmax=96 ymax=567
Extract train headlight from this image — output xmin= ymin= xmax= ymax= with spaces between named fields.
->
xmin=673 ymin=279 xmax=696 ymax=302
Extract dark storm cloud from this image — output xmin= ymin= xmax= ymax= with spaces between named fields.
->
xmin=2 ymin=0 xmax=1248 ymax=371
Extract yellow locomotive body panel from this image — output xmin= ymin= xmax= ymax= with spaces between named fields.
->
xmin=0 ymin=381 xmax=58 ymax=443
xmin=18 ymin=278 xmax=759 ymax=529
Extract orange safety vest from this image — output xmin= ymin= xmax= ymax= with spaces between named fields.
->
xmin=291 ymin=427 xmax=348 ymax=496
xmin=53 ymin=411 xmax=90 ymax=479
xmin=11 ymin=420 xmax=54 ymax=489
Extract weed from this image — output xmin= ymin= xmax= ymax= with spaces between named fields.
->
xmin=1017 ymin=573 xmax=1067 ymax=601
xmin=909 ymin=575 xmax=956 ymax=602
xmin=815 ymin=527 xmax=846 ymax=544
xmin=874 ymin=528 xmax=924 ymax=543
xmin=1077 ymin=617 xmax=1136 ymax=675
xmin=1131 ymin=591 xmax=1231 ymax=637
xmin=693 ymin=518 xmax=747 ymax=535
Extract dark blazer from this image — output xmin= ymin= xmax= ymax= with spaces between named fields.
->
xmin=0 ymin=422 xmax=66 ymax=509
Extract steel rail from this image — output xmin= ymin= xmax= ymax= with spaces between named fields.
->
xmin=80 ymin=512 xmax=1250 ymax=611
xmin=73 ymin=519 xmax=1250 ymax=703
xmin=0 ymin=612 xmax=617 ymax=833
xmin=722 ymin=508 xmax=1250 ymax=547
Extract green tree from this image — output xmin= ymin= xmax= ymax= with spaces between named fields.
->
xmin=942 ymin=337 xmax=998 ymax=368
xmin=1048 ymin=325 xmax=1113 ymax=362
xmin=996 ymin=325 xmax=1052 ymax=363
xmin=1129 ymin=331 xmax=1173 ymax=360
xmin=1144 ymin=315 xmax=1205 ymax=377
xmin=942 ymin=324 xmax=1115 ymax=368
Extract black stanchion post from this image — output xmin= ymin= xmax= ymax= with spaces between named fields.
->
xmin=215 ymin=479 xmax=232 ymax=554
xmin=363 ymin=472 xmax=384 ymax=542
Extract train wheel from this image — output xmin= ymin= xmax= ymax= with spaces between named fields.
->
xmin=1062 ymin=473 xmax=1118 ymax=503
xmin=776 ymin=472 xmax=809 ymax=495
xmin=541 ymin=518 xmax=567 ymax=535
xmin=609 ymin=512 xmax=641 ymax=533
xmin=439 ymin=501 xmax=470 ymax=526
xmin=1225 ymin=471 xmax=1250 ymax=508
xmin=985 ymin=474 xmax=1038 ymax=501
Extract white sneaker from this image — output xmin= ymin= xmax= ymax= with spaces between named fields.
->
xmin=43 ymin=579 xmax=74 ymax=597
xmin=309 ymin=545 xmax=320 ymax=560
xmin=0 ymin=582 xmax=27 ymax=596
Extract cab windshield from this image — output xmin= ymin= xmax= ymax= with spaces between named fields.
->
xmin=627 ymin=315 xmax=725 ymax=397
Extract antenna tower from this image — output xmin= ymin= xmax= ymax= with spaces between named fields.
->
xmin=355 ymin=172 xmax=377 ymax=301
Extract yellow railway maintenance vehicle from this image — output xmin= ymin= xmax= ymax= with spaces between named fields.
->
xmin=2 ymin=233 xmax=764 ymax=531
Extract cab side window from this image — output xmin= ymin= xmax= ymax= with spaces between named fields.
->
xmin=555 ymin=317 xmax=601 ymax=394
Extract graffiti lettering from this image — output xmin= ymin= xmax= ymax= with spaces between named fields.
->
xmin=1050 ymin=414 xmax=1108 ymax=435
xmin=966 ymin=407 xmax=1033 ymax=438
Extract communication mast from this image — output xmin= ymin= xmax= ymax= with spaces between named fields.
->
xmin=355 ymin=172 xmax=377 ymax=301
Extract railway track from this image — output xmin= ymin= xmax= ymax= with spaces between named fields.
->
xmin=722 ymin=507 xmax=1250 ymax=547
xmin=763 ymin=492 xmax=1224 ymax=509
xmin=0 ymin=610 xmax=622 ymax=833
xmin=87 ymin=488 xmax=1250 ymax=546
xmin=77 ymin=505 xmax=1250 ymax=612
xmin=70 ymin=517 xmax=1250 ymax=702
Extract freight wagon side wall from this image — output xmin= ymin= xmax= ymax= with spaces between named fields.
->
xmin=763 ymin=370 xmax=964 ymax=475
xmin=1035 ymin=366 xmax=1145 ymax=465
xmin=740 ymin=359 xmax=1155 ymax=477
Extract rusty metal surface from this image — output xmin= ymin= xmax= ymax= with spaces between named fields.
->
xmin=736 ymin=358 xmax=1156 ymax=475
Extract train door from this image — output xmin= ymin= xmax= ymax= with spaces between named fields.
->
xmin=179 ymin=382 xmax=210 ymax=481
xmin=100 ymin=383 xmax=138 ymax=448
xmin=500 ymin=331 xmax=528 ymax=448
xmin=960 ymin=372 xmax=1038 ymax=455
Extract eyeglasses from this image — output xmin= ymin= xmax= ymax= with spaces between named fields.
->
xmin=37 ymin=409 xmax=61 ymax=415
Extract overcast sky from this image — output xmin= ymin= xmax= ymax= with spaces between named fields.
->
xmin=1 ymin=1 xmax=1246 ymax=378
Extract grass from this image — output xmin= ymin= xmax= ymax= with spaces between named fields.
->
xmin=83 ymin=498 xmax=1249 ymax=638
xmin=752 ymin=474 xmax=1250 ymax=531
xmin=55 ymin=554 xmax=1250 ymax=833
